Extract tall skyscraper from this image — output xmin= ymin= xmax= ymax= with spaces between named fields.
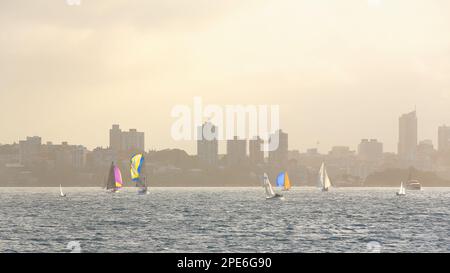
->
xmin=249 ymin=136 xmax=264 ymax=164
xmin=398 ymin=111 xmax=417 ymax=162
xmin=358 ymin=139 xmax=383 ymax=162
xmin=438 ymin=125 xmax=450 ymax=154
xmin=226 ymin=136 xmax=247 ymax=166
xmin=268 ymin=129 xmax=288 ymax=165
xmin=197 ymin=122 xmax=218 ymax=165
xmin=109 ymin=125 xmax=145 ymax=152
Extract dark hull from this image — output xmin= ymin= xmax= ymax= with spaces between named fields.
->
xmin=266 ymin=193 xmax=283 ymax=200
xmin=137 ymin=187 xmax=149 ymax=195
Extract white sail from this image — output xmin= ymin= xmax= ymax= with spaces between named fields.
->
xmin=59 ymin=184 xmax=66 ymax=197
xmin=318 ymin=163 xmax=332 ymax=191
xmin=318 ymin=163 xmax=323 ymax=188
xmin=398 ymin=182 xmax=406 ymax=195
xmin=263 ymin=173 xmax=276 ymax=198
xmin=323 ymin=169 xmax=331 ymax=189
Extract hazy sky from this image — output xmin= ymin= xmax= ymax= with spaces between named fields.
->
xmin=1 ymin=0 xmax=450 ymax=154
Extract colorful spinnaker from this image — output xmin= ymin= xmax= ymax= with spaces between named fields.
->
xmin=276 ymin=172 xmax=291 ymax=191
xmin=114 ymin=166 xmax=123 ymax=189
xmin=131 ymin=154 xmax=144 ymax=182
xmin=131 ymin=154 xmax=148 ymax=194
xmin=106 ymin=162 xmax=122 ymax=192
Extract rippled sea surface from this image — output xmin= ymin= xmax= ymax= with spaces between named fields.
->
xmin=0 ymin=187 xmax=449 ymax=253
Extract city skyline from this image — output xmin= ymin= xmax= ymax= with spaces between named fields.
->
xmin=0 ymin=102 xmax=449 ymax=155
xmin=3 ymin=109 xmax=449 ymax=159
xmin=4 ymin=112 xmax=449 ymax=188
xmin=2 ymin=0 xmax=450 ymax=153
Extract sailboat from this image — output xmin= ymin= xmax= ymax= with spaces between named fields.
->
xmin=276 ymin=172 xmax=292 ymax=191
xmin=318 ymin=162 xmax=332 ymax=192
xmin=131 ymin=154 xmax=148 ymax=195
xmin=396 ymin=182 xmax=406 ymax=196
xmin=59 ymin=184 xmax=66 ymax=197
xmin=106 ymin=162 xmax=123 ymax=193
xmin=263 ymin=173 xmax=283 ymax=200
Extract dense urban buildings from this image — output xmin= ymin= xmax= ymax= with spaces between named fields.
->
xmin=249 ymin=137 xmax=265 ymax=164
xmin=1 ymin=114 xmax=450 ymax=187
xmin=19 ymin=136 xmax=42 ymax=166
xmin=226 ymin=136 xmax=247 ymax=166
xmin=358 ymin=139 xmax=383 ymax=162
xmin=268 ymin=130 xmax=289 ymax=165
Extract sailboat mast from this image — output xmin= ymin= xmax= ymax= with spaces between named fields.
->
xmin=141 ymin=158 xmax=147 ymax=188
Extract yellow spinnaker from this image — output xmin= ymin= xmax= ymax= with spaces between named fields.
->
xmin=130 ymin=154 xmax=144 ymax=182
xmin=284 ymin=172 xmax=291 ymax=190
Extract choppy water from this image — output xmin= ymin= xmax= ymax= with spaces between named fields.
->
xmin=0 ymin=187 xmax=449 ymax=253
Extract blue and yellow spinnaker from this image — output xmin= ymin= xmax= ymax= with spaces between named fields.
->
xmin=276 ymin=171 xmax=291 ymax=191
xmin=130 ymin=154 xmax=144 ymax=182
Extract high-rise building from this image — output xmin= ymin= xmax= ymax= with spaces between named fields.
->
xmin=121 ymin=129 xmax=145 ymax=152
xmin=197 ymin=122 xmax=218 ymax=165
xmin=109 ymin=124 xmax=122 ymax=152
xmin=358 ymin=139 xmax=383 ymax=162
xmin=398 ymin=111 xmax=417 ymax=162
xmin=438 ymin=125 xmax=450 ymax=154
xmin=268 ymin=129 xmax=288 ymax=164
xmin=249 ymin=137 xmax=264 ymax=164
xmin=19 ymin=136 xmax=42 ymax=166
xmin=226 ymin=136 xmax=247 ymax=166
xmin=71 ymin=145 xmax=88 ymax=169
xmin=109 ymin=125 xmax=145 ymax=152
